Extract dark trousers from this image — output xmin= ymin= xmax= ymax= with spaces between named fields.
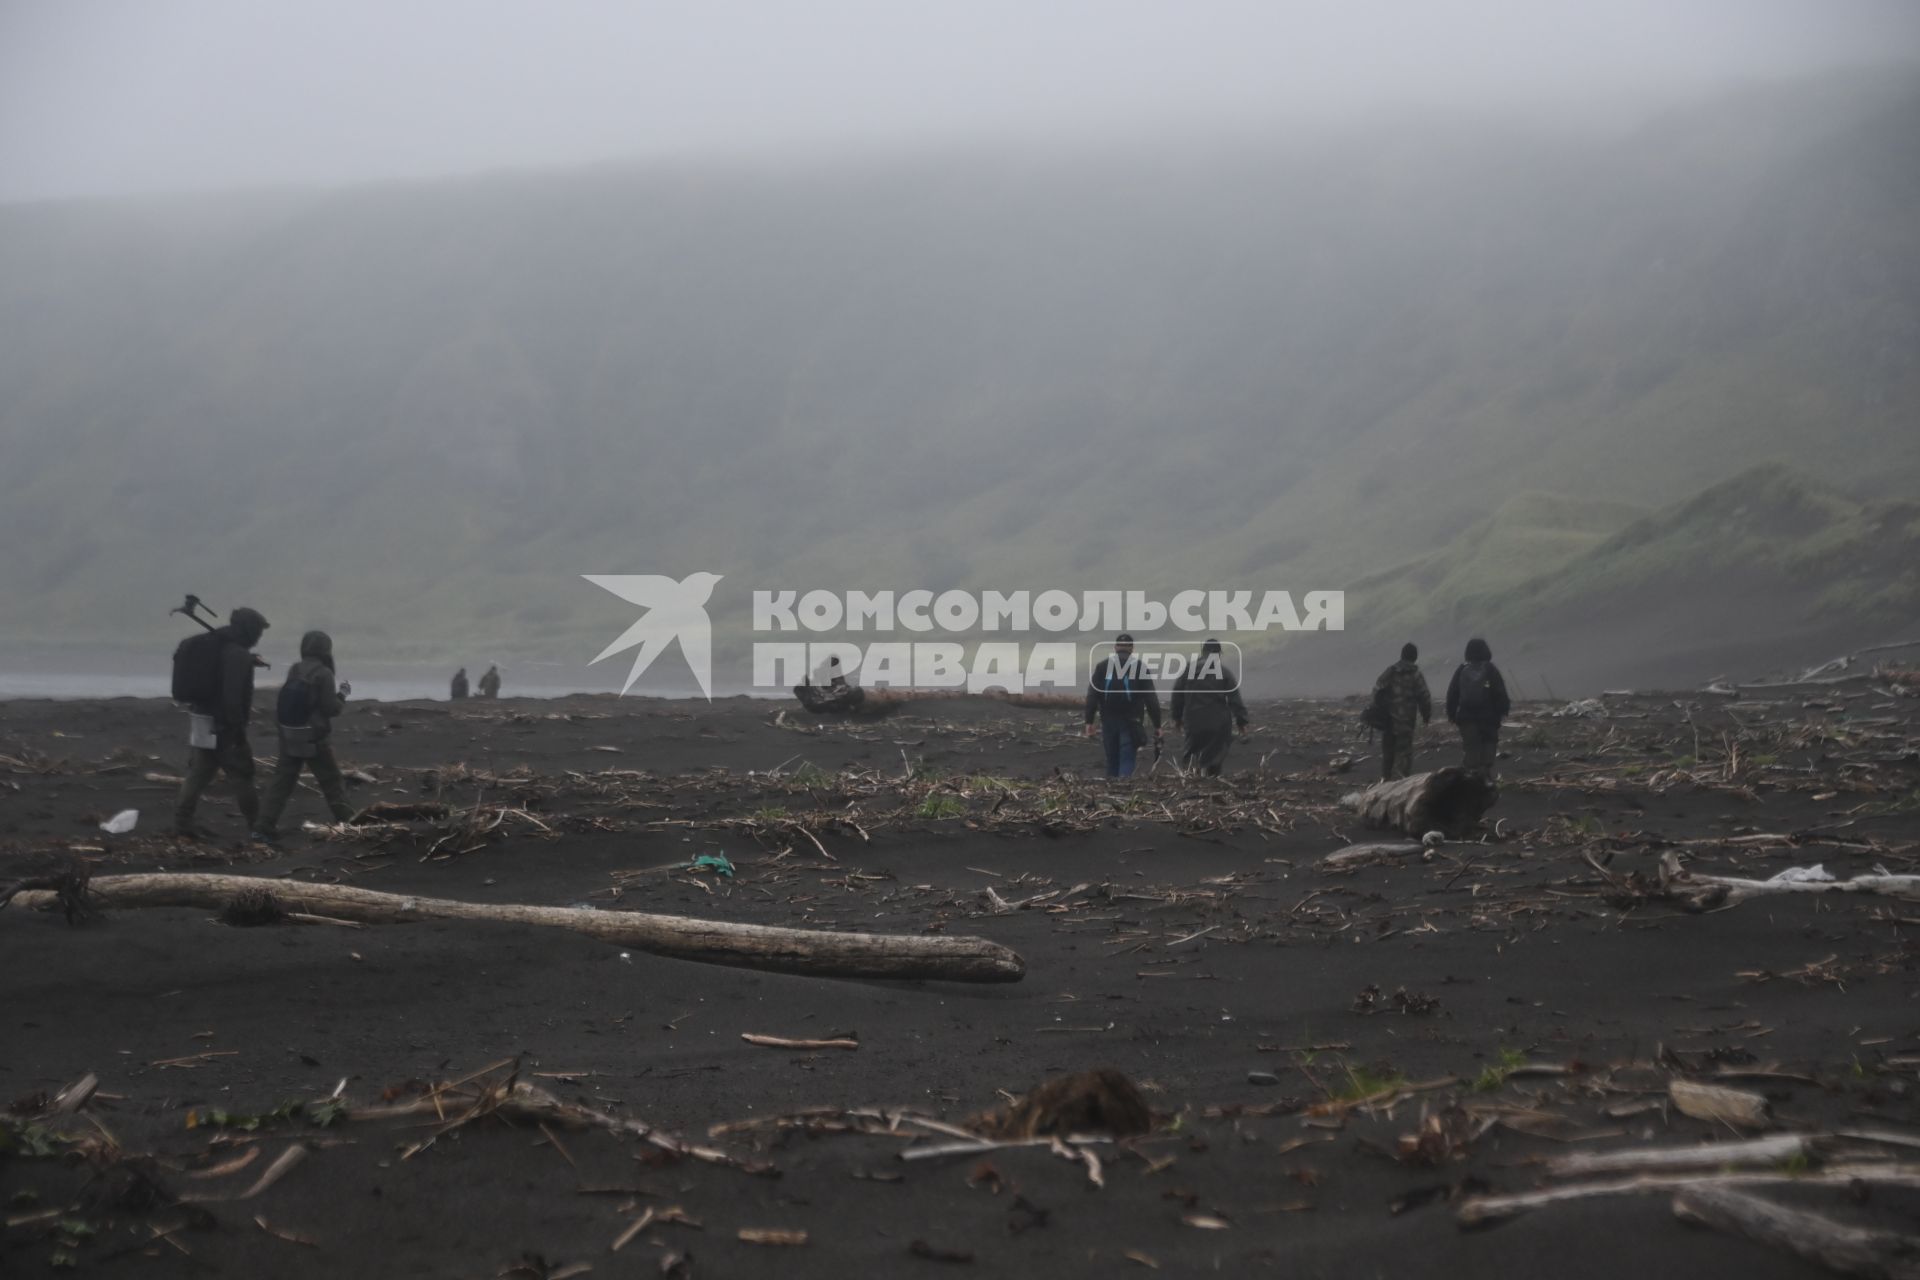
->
xmin=258 ymin=742 xmax=356 ymax=832
xmin=1183 ymin=725 xmax=1233 ymax=776
xmin=1381 ymin=725 xmax=1414 ymax=780
xmin=1459 ymin=721 xmax=1500 ymax=778
xmin=175 ymin=737 xmax=258 ymax=830
xmin=1101 ymin=717 xmax=1140 ymax=778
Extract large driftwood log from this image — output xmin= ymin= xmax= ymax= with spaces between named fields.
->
xmin=1341 ymin=768 xmax=1496 ymax=838
xmin=9 ymin=872 xmax=1025 ymax=983
xmin=1673 ymin=1185 xmax=1920 ymax=1280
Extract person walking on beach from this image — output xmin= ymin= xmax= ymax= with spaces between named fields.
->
xmin=253 ymin=630 xmax=356 ymax=841
xmin=173 ymin=607 xmax=269 ymax=838
xmin=477 ymin=665 xmax=501 ymax=699
xmin=450 ymin=667 xmax=469 ymax=700
xmin=1084 ymin=633 xmax=1162 ymax=779
xmin=1370 ymin=642 xmax=1432 ymax=781
xmin=1445 ymin=637 xmax=1511 ymax=780
xmin=1170 ymin=639 xmax=1249 ymax=776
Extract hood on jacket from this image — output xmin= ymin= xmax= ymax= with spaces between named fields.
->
xmin=228 ymin=607 xmax=269 ymax=648
xmin=299 ymin=629 xmax=336 ymax=672
xmin=1464 ymin=637 xmax=1492 ymax=663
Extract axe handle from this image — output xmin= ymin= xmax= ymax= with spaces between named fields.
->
xmin=172 ymin=602 xmax=267 ymax=665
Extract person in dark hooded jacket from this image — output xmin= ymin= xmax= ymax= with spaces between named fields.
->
xmin=1444 ymin=637 xmax=1512 ymax=779
xmin=450 ymin=667 xmax=469 ymax=700
xmin=1170 ymin=639 xmax=1250 ymax=776
xmin=253 ymin=630 xmax=356 ymax=840
xmin=174 ymin=607 xmax=269 ymax=837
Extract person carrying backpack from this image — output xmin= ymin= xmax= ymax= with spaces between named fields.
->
xmin=172 ymin=606 xmax=269 ymax=838
xmin=1369 ymin=642 xmax=1432 ymax=781
xmin=1170 ymin=639 xmax=1250 ymax=776
xmin=253 ymin=630 xmax=356 ymax=841
xmin=1444 ymin=637 xmax=1511 ymax=780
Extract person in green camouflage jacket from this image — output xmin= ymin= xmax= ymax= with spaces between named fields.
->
xmin=1371 ymin=642 xmax=1432 ymax=780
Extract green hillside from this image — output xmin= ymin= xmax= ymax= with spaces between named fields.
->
xmin=1 ymin=70 xmax=1916 ymax=690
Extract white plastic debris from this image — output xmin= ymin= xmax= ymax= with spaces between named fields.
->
xmin=1551 ymin=699 xmax=1607 ymax=719
xmin=99 ymin=809 xmax=139 ymax=835
xmin=1766 ymin=864 xmax=1835 ymax=884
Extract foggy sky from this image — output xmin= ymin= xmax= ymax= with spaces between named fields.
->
xmin=3 ymin=0 xmax=1916 ymax=202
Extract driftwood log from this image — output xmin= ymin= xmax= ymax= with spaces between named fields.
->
xmin=1659 ymin=852 xmax=1920 ymax=907
xmin=1545 ymin=1134 xmax=1811 ymax=1178
xmin=1673 ymin=1185 xmax=1920 ymax=1280
xmin=793 ymin=684 xmax=898 ymax=718
xmin=1457 ymin=1164 xmax=1920 ymax=1228
xmin=7 ymin=872 xmax=1025 ymax=983
xmin=1322 ymin=841 xmax=1422 ymax=870
xmin=1341 ymin=768 xmax=1496 ymax=838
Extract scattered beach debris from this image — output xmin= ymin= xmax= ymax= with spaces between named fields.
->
xmin=98 ymin=809 xmax=138 ymax=834
xmin=970 ymin=1068 xmax=1153 ymax=1140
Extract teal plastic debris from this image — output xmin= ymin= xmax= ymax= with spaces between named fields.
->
xmin=689 ymin=852 xmax=735 ymax=878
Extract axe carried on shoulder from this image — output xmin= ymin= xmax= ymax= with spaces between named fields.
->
xmin=170 ymin=594 xmax=269 ymax=668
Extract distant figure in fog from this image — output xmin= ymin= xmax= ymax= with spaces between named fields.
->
xmin=478 ymin=665 xmax=501 ymax=699
xmin=450 ymin=667 xmax=469 ymax=700
xmin=1370 ymin=642 xmax=1432 ymax=781
xmin=1445 ymin=637 xmax=1511 ymax=780
xmin=1171 ymin=639 xmax=1249 ymax=776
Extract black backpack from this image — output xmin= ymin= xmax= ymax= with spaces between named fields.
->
xmin=1360 ymin=686 xmax=1391 ymax=731
xmin=1457 ymin=662 xmax=1494 ymax=720
xmin=170 ymin=631 xmax=224 ymax=705
xmin=276 ymin=671 xmax=313 ymax=727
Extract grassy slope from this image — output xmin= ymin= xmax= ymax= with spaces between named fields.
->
xmin=0 ymin=71 xmax=1915 ymax=688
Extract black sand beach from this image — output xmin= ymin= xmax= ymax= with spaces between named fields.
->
xmin=2 ymin=688 xmax=1916 ymax=1277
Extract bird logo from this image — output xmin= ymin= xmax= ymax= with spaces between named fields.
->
xmin=583 ymin=572 xmax=724 ymax=699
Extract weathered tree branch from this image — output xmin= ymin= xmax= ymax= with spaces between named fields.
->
xmin=1660 ymin=852 xmax=1920 ymax=905
xmin=1673 ymin=1184 xmax=1920 ymax=1280
xmin=7 ymin=872 xmax=1025 ymax=983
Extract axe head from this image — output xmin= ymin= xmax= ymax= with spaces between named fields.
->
xmin=170 ymin=594 xmax=219 ymax=632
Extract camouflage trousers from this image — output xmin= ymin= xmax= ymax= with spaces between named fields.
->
xmin=1380 ymin=725 xmax=1415 ymax=781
